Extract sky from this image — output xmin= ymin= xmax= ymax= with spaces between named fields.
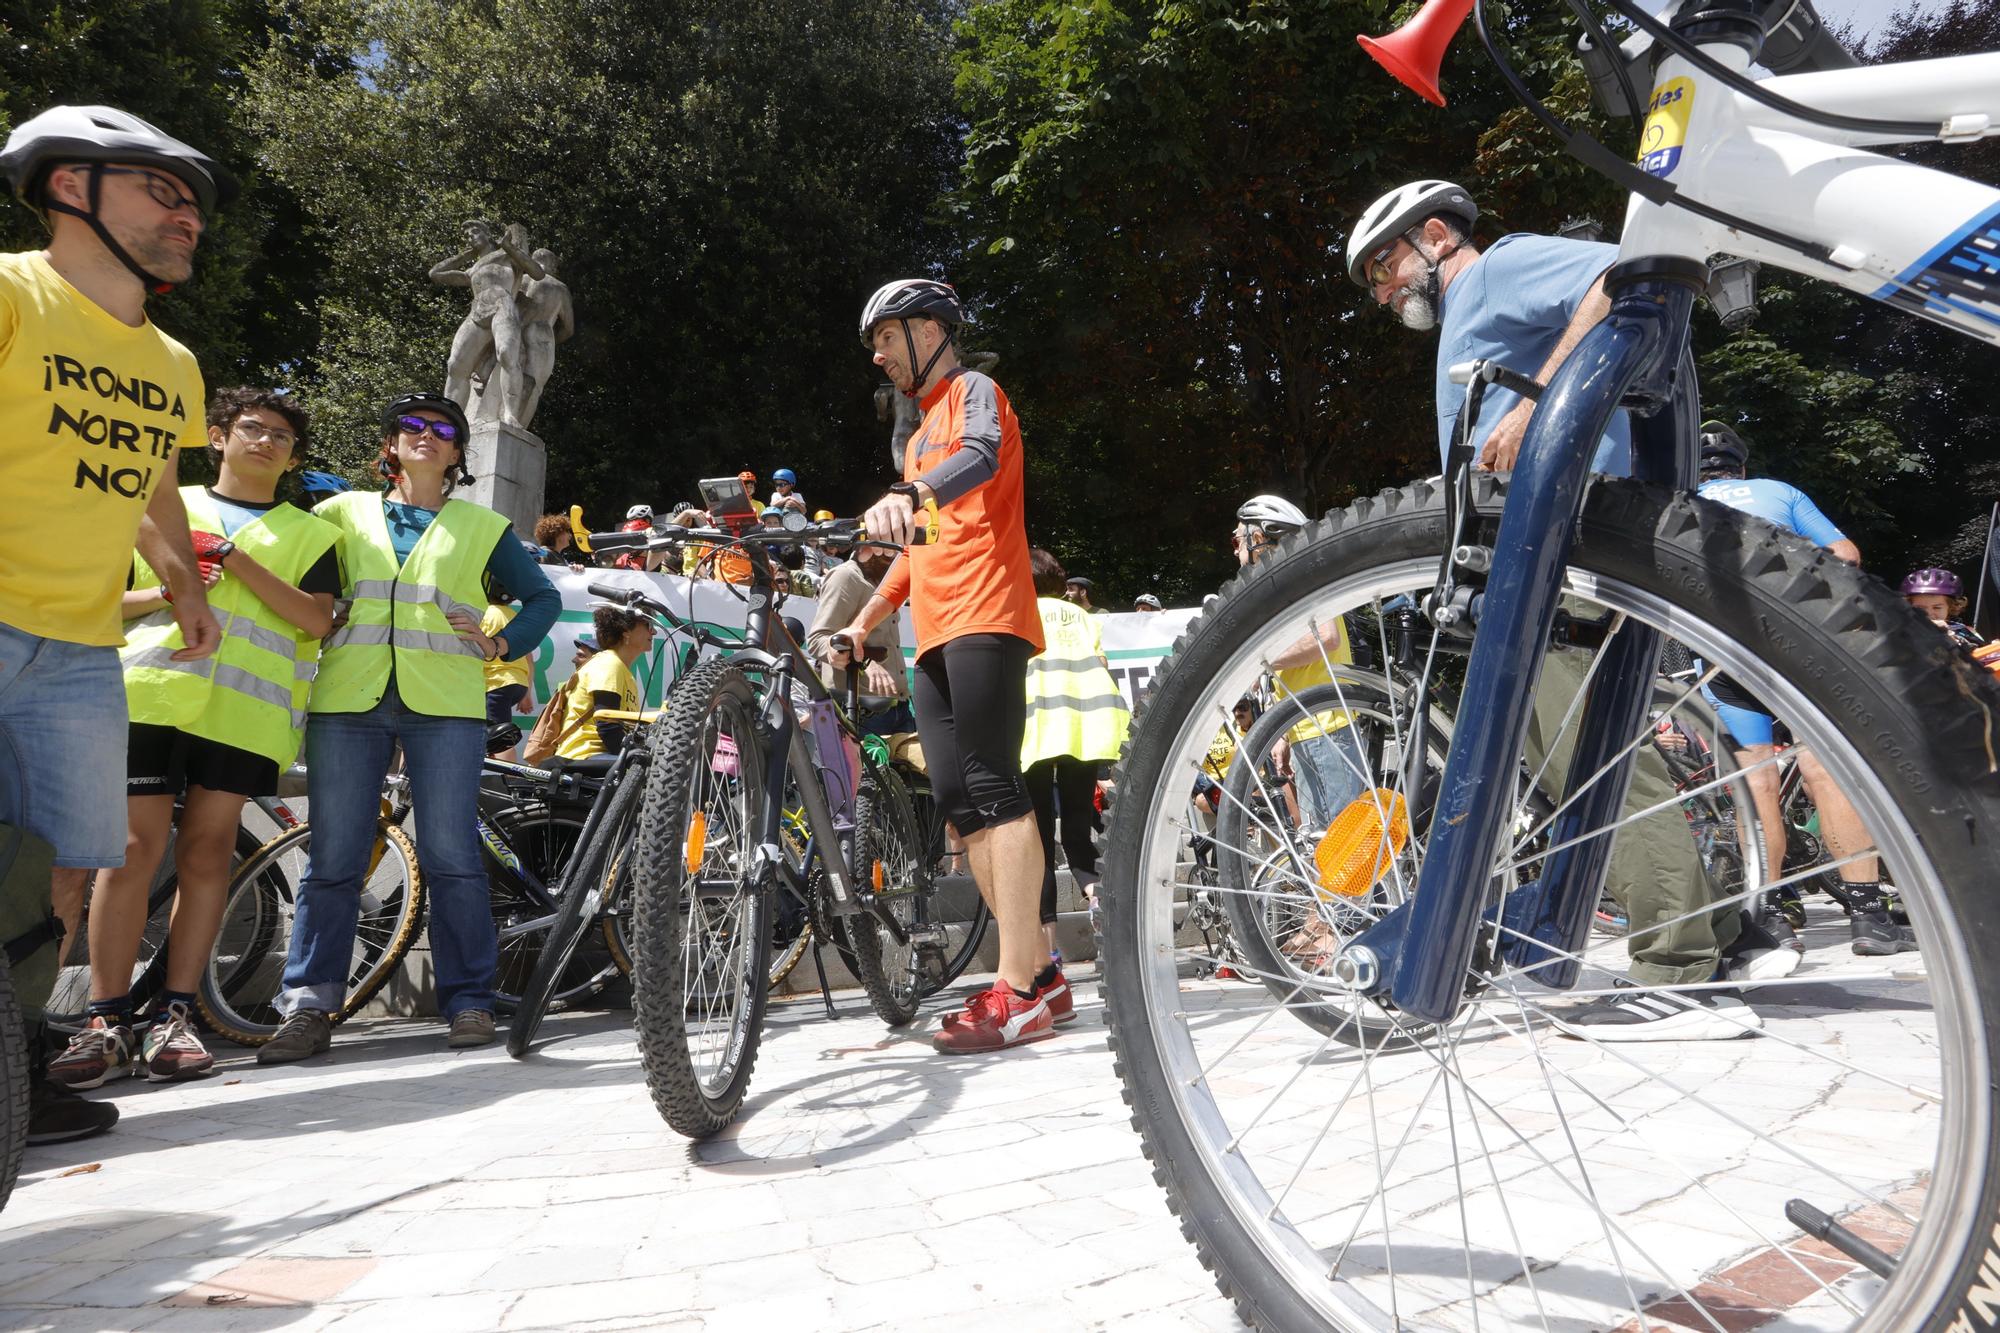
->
xmin=1814 ymin=0 xmax=1940 ymax=41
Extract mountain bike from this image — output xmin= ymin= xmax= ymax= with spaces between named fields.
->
xmin=1098 ymin=0 xmax=2000 ymax=1326
xmin=578 ymin=513 xmax=945 ymax=1138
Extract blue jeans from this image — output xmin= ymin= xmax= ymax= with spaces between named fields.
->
xmin=0 ymin=620 xmax=129 ymax=867
xmin=278 ymin=692 xmax=495 ymax=1020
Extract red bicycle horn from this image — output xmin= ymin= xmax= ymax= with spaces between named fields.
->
xmin=1358 ymin=0 xmax=1475 ymax=107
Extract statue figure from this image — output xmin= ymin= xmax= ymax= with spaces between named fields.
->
xmin=510 ymin=248 xmax=573 ymax=430
xmin=431 ymin=220 xmax=545 ymax=427
xmin=877 ymin=348 xmax=998 ymax=471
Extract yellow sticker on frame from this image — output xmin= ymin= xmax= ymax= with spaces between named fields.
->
xmin=1638 ymin=77 xmax=1694 ymax=179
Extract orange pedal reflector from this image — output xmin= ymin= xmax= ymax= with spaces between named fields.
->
xmin=684 ymin=811 xmax=708 ymax=875
xmin=1313 ymin=789 xmax=1410 ymax=901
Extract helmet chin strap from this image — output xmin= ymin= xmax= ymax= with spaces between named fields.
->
xmin=898 ymin=317 xmax=955 ymax=398
xmin=44 ymin=166 xmax=178 ymax=296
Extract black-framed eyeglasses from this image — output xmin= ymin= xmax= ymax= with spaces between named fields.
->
xmin=396 ymin=414 xmax=461 ymax=443
xmin=232 ymin=419 xmax=297 ymax=449
xmin=93 ymin=165 xmax=204 ymax=220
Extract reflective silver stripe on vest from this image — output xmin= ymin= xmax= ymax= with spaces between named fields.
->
xmin=123 ymin=608 xmax=301 ymax=665
xmin=319 ymin=623 xmax=482 ymax=657
xmin=121 ymin=649 xmax=296 ymax=711
xmin=1027 ymin=656 xmax=1109 ymax=675
xmin=1025 ymin=693 xmax=1128 ymax=715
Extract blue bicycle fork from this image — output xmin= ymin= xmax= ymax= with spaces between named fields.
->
xmin=1351 ymin=265 xmax=1705 ymax=1026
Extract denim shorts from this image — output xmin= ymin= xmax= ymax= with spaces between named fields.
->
xmin=0 ymin=620 xmax=131 ymax=867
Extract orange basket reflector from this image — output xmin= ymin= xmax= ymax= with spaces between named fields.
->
xmin=684 ymin=810 xmax=708 ymax=875
xmin=1313 ymin=789 xmax=1410 ymax=901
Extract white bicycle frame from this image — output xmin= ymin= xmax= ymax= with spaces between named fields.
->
xmin=1619 ymin=36 xmax=2000 ymax=345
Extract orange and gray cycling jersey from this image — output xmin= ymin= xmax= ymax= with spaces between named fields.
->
xmin=875 ymin=367 xmax=1043 ymax=658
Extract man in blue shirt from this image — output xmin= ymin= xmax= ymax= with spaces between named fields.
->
xmin=1696 ymin=424 xmax=1909 ymax=956
xmin=1348 ymin=181 xmax=1784 ymax=1041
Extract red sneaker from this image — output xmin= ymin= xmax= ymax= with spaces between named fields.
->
xmin=932 ymin=982 xmax=1054 ymax=1053
xmin=1038 ymin=967 xmax=1077 ymax=1026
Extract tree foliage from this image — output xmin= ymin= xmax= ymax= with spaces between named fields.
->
xmin=243 ymin=0 xmax=960 ymax=513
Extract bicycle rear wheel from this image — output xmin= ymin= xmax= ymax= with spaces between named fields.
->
xmin=197 ymin=819 xmax=424 ymax=1046
xmin=835 ymin=765 xmax=929 ymax=1026
xmin=630 ymin=659 xmax=772 ymax=1138
xmin=506 ymin=772 xmax=644 ymax=1057
xmin=900 ymin=770 xmax=990 ymax=996
xmin=42 ymin=823 xmax=268 ymax=1033
xmin=1101 ymin=476 xmax=2000 ymax=1330
xmin=488 ymin=803 xmax=615 ymax=1014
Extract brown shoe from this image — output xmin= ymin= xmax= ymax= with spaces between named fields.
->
xmin=257 ymin=1009 xmax=333 ymax=1064
xmin=48 ymin=1018 xmax=135 ymax=1090
xmin=448 ymin=1009 xmax=496 ymax=1049
xmin=141 ymin=1002 xmax=216 ymax=1082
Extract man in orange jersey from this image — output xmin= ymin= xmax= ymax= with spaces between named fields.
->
xmin=831 ymin=278 xmax=1066 ymax=1052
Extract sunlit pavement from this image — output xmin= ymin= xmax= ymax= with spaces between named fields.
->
xmin=0 ymin=967 xmax=1254 ymax=1331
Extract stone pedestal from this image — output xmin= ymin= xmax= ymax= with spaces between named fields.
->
xmin=463 ymin=420 xmax=547 ymax=538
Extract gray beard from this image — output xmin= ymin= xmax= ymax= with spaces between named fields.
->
xmin=1397 ymin=290 xmax=1438 ymax=331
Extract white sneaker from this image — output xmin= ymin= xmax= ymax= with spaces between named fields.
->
xmin=1722 ymin=917 xmax=1803 ymax=983
xmin=1550 ymin=988 xmax=1763 ymax=1042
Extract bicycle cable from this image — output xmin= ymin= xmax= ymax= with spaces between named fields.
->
xmin=1473 ymin=0 xmax=1841 ymax=266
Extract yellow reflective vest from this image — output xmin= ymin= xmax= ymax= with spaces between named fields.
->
xmin=122 ymin=487 xmax=340 ymax=767
xmin=1022 ymin=597 xmax=1131 ymax=765
xmin=310 ymin=492 xmax=510 ymax=719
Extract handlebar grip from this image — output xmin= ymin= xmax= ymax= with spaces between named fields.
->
xmin=586 ymin=581 xmax=640 ymax=604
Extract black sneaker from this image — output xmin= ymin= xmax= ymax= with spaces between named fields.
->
xmin=26 ymin=1076 xmax=119 ymax=1145
xmin=1551 ymin=986 xmax=1763 ymax=1042
xmin=1852 ymin=910 xmax=1918 ymax=956
xmin=1721 ymin=915 xmax=1802 ymax=983
xmin=257 ymin=1009 xmax=333 ymax=1065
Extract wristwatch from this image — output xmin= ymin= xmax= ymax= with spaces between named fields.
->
xmin=210 ymin=540 xmax=237 ymax=567
xmin=888 ymin=482 xmax=922 ymax=505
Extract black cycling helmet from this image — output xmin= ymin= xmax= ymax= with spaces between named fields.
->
xmin=860 ymin=278 xmax=966 ymax=397
xmin=1699 ymin=420 xmax=1749 ymax=473
xmin=379 ymin=392 xmax=474 ymax=486
xmin=0 ymin=105 xmax=237 ymax=294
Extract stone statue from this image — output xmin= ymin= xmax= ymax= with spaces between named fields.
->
xmin=876 ymin=349 xmax=998 ymax=471
xmin=510 ymin=248 xmax=573 ymax=430
xmin=430 ymin=220 xmax=546 ymax=428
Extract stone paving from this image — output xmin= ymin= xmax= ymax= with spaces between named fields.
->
xmin=0 ymin=966 xmax=1254 ymax=1332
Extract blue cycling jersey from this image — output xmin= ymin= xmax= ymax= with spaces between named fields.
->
xmin=1696 ymin=477 xmax=1847 ymax=547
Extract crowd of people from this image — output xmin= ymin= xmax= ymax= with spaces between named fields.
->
xmin=3 ymin=97 xmax=1995 ymax=1179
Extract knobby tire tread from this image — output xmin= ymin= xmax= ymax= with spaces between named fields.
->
xmin=841 ymin=768 xmax=924 ymax=1027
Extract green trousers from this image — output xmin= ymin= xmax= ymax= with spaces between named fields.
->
xmin=1526 ymin=648 xmax=1738 ymax=986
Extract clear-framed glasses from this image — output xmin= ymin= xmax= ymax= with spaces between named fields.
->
xmin=93 ymin=165 xmax=204 ymax=221
xmin=232 ymin=419 xmax=297 ymax=449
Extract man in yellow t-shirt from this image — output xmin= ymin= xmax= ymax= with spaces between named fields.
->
xmin=556 ymin=604 xmax=652 ymax=760
xmin=0 ymin=105 xmax=230 ymax=1144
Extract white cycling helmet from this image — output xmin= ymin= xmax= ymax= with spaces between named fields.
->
xmin=1346 ymin=180 xmax=1479 ymax=287
xmin=625 ymin=504 xmax=655 ymax=522
xmin=859 ymin=278 xmax=965 ymax=347
xmin=1236 ymin=494 xmax=1311 ymax=538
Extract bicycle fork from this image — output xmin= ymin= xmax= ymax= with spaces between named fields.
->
xmin=1349 ymin=266 xmax=1704 ymax=1025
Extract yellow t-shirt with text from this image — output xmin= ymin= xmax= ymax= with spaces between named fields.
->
xmin=0 ymin=251 xmax=204 ymax=646
xmin=556 ymin=649 xmax=639 ymax=760
xmin=480 ymin=603 xmax=531 ymax=692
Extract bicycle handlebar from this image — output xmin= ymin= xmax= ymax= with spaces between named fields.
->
xmin=583 ymin=516 xmax=929 ymax=556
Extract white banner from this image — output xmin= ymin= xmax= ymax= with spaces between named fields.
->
xmin=512 ymin=569 xmax=1197 ymax=717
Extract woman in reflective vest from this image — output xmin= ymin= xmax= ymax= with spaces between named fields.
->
xmin=47 ymin=390 xmax=339 ymax=1089
xmin=1019 ymin=549 xmax=1130 ymax=950
xmin=261 ymin=393 xmax=560 ymax=1062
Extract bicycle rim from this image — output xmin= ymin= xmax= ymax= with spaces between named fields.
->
xmin=1104 ymin=481 xmax=1994 ymax=1331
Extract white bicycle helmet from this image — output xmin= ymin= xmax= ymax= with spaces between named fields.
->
xmin=626 ymin=504 xmax=655 ymax=522
xmin=1346 ymin=180 xmax=1479 ymax=287
xmin=859 ymin=278 xmax=965 ymax=347
xmin=1236 ymin=494 xmax=1311 ymax=538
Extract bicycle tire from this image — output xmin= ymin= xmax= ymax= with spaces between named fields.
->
xmin=900 ymin=771 xmax=990 ymax=996
xmin=196 ymin=819 xmax=425 ymax=1047
xmin=488 ymin=803 xmax=614 ymax=1014
xmin=42 ymin=823 xmax=269 ymax=1033
xmin=835 ymin=766 xmax=928 ymax=1027
xmin=630 ymin=659 xmax=773 ymax=1138
xmin=1100 ymin=475 xmax=2000 ymax=1331
xmin=0 ymin=951 xmax=25 ymax=1214
xmin=506 ymin=771 xmax=645 ymax=1057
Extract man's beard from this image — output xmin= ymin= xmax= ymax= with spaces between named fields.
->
xmin=119 ymin=225 xmax=196 ymax=283
xmin=1396 ymin=267 xmax=1442 ymax=331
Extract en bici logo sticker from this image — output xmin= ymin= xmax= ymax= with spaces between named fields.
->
xmin=1639 ymin=78 xmax=1694 ymax=178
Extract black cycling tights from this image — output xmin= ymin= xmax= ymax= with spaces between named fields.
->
xmin=911 ymin=634 xmax=1036 ymax=837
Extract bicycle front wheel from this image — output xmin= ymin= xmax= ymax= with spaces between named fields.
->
xmin=1100 ymin=475 xmax=2000 ymax=1331
xmin=506 ymin=773 xmax=644 ymax=1057
xmin=0 ymin=952 xmax=25 ymax=1214
xmin=197 ymin=819 xmax=424 ymax=1046
xmin=630 ymin=659 xmax=772 ymax=1139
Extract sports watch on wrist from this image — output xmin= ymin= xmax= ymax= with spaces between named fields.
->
xmin=888 ymin=482 xmax=922 ymax=505
xmin=211 ymin=540 xmax=237 ymax=567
